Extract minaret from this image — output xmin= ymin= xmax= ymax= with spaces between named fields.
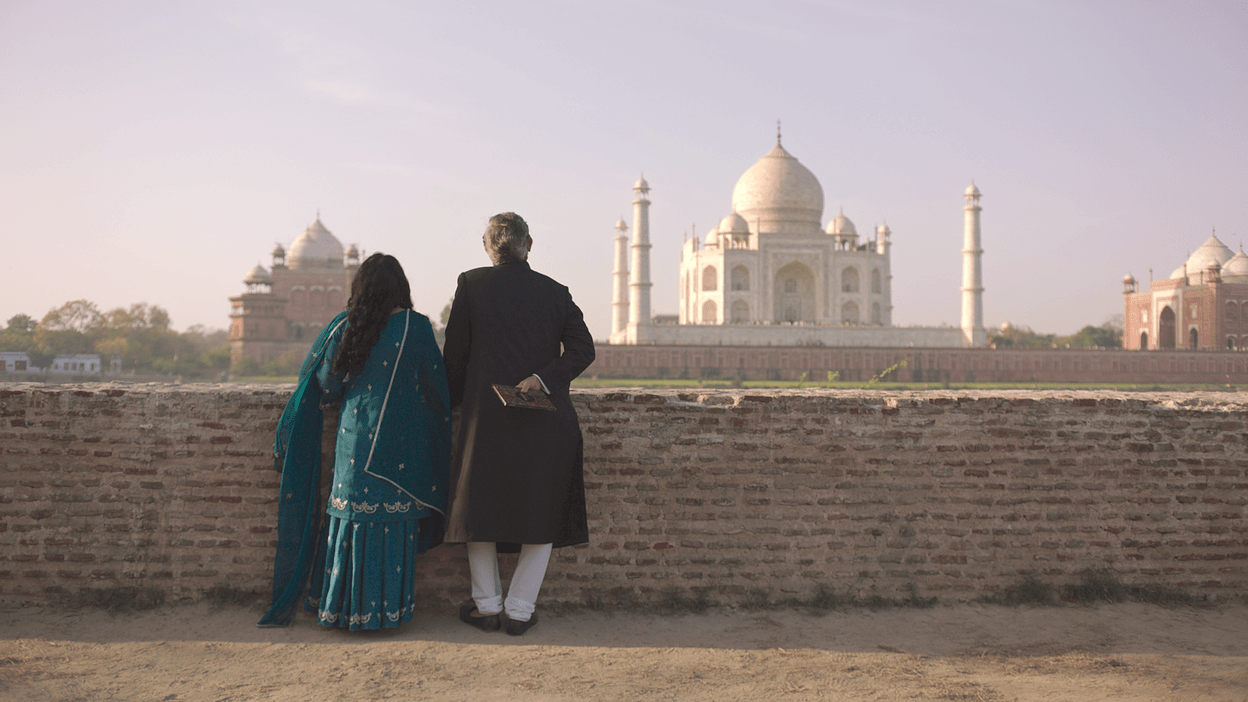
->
xmin=877 ymin=222 xmax=893 ymax=325
xmin=611 ymin=217 xmax=630 ymax=336
xmin=629 ymin=175 xmax=652 ymax=330
xmin=961 ymin=183 xmax=986 ymax=347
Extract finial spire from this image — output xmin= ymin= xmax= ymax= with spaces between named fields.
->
xmin=776 ymin=120 xmax=782 ymax=146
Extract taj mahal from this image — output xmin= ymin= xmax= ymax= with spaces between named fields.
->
xmin=608 ymin=133 xmax=988 ymax=348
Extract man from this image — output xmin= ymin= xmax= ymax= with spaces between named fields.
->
xmin=442 ymin=211 xmax=595 ymax=635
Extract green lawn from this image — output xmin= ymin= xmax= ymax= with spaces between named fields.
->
xmin=571 ymin=377 xmax=1243 ymax=392
xmin=219 ymin=375 xmax=1240 ymax=392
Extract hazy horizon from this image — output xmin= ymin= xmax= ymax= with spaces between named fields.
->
xmin=2 ymin=1 xmax=1244 ymax=340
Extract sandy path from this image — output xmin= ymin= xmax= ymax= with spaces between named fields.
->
xmin=1 ymin=602 xmax=1245 ymax=701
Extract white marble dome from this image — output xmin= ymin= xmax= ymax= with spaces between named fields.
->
xmin=1170 ymin=234 xmax=1233 ymax=280
xmin=826 ymin=211 xmax=857 ymax=236
xmin=731 ymin=143 xmax=824 ymax=236
xmin=1223 ymin=249 xmax=1248 ymax=281
xmin=719 ymin=212 xmax=749 ymax=234
xmin=287 ymin=217 xmax=345 ymax=270
xmin=244 ymin=264 xmax=271 ymax=283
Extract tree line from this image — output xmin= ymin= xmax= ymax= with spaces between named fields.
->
xmin=2 ymin=299 xmax=1125 ymax=379
xmin=1 ymin=300 xmax=230 ymax=377
xmin=988 ymin=315 xmax=1124 ymax=349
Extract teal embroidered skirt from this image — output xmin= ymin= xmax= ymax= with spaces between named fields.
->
xmin=306 ymin=515 xmax=432 ymax=630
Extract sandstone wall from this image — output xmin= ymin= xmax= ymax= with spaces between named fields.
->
xmin=588 ymin=345 xmax=1248 ymax=384
xmin=1 ymin=384 xmax=1245 ymax=610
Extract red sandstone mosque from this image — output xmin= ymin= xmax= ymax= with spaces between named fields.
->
xmin=1122 ymin=230 xmax=1248 ymax=351
xmin=228 ymin=215 xmax=360 ymax=370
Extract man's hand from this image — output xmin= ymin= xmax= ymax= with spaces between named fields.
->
xmin=516 ymin=375 xmax=544 ymax=394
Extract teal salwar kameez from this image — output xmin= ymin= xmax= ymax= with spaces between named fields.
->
xmin=259 ymin=309 xmax=450 ymax=629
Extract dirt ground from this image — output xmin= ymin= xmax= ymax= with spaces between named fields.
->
xmin=1 ymin=601 xmax=1245 ymax=701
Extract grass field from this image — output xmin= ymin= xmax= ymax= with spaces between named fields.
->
xmin=219 ymin=375 xmax=1240 ymax=392
xmin=570 ymin=378 xmax=1242 ymax=392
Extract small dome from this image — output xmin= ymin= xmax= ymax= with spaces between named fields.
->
xmin=271 ymin=243 xmax=285 ymax=257
xmin=614 ymin=217 xmax=628 ymax=232
xmin=877 ymin=223 xmax=891 ymax=237
xmin=826 ymin=211 xmax=857 ymax=237
xmin=287 ymin=216 xmax=345 ymax=270
xmin=633 ymin=175 xmax=650 ymax=192
xmin=719 ymin=212 xmax=749 ymax=234
xmin=345 ymin=244 xmax=359 ymax=257
xmin=705 ymin=225 xmax=720 ymax=246
xmin=1123 ymin=273 xmax=1136 ymax=284
xmin=245 ymin=264 xmax=271 ymax=283
xmin=965 ymin=183 xmax=981 ymax=198
xmin=1223 ymin=250 xmax=1248 ymax=279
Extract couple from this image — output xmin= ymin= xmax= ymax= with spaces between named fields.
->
xmin=258 ymin=212 xmax=595 ymax=636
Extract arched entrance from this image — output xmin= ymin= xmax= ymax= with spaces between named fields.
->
xmin=702 ymin=266 xmax=718 ymax=291
xmin=773 ymin=261 xmax=816 ymax=323
xmin=701 ymin=300 xmax=717 ymax=324
xmin=1189 ymin=328 xmax=1199 ymax=349
xmin=1139 ymin=331 xmax=1148 ymax=350
xmin=1158 ymin=306 xmax=1176 ymax=349
xmin=731 ymin=265 xmax=750 ymax=291
xmin=841 ymin=267 xmax=859 ymax=293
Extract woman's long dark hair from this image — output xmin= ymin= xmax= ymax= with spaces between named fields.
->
xmin=330 ymin=253 xmax=413 ymax=378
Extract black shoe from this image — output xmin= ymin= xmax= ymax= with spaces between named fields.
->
xmin=505 ymin=612 xmax=538 ymax=636
xmin=459 ymin=604 xmax=500 ymax=632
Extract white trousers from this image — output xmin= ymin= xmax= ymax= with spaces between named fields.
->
xmin=467 ymin=542 xmax=552 ymax=622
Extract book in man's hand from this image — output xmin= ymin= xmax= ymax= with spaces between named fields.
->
xmin=492 ymin=384 xmax=556 ymax=411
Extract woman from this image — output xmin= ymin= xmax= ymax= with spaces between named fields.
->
xmin=259 ymin=253 xmax=450 ymax=629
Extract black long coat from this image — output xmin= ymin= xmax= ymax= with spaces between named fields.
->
xmin=442 ymin=260 xmax=595 ymax=550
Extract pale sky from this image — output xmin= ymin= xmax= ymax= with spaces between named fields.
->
xmin=2 ymin=1 xmax=1244 ymax=341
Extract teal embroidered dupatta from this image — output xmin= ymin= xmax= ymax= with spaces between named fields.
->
xmin=257 ymin=313 xmax=346 ymax=627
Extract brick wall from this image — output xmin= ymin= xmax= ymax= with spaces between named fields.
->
xmin=2 ymin=384 xmax=1246 ymax=610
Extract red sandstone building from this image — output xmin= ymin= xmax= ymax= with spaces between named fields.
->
xmin=1122 ymin=232 xmax=1248 ymax=351
xmin=229 ymin=215 xmax=360 ymax=370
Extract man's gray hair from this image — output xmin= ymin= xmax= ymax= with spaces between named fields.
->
xmin=483 ymin=212 xmax=530 ymax=265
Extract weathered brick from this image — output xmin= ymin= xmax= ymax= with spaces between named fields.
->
xmin=1 ymin=385 xmax=1245 ymax=608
